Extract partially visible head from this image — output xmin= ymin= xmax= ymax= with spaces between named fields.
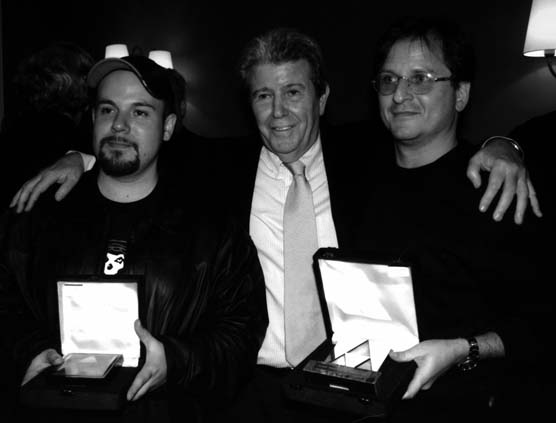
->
xmin=238 ymin=27 xmax=330 ymax=163
xmin=373 ymin=17 xmax=473 ymax=165
xmin=373 ymin=17 xmax=475 ymax=88
xmin=88 ymin=56 xmax=177 ymax=178
xmin=12 ymin=42 xmax=94 ymax=121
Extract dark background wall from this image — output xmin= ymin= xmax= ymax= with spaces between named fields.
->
xmin=1 ymin=0 xmax=556 ymax=142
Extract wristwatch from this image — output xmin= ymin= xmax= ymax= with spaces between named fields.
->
xmin=458 ymin=337 xmax=479 ymax=371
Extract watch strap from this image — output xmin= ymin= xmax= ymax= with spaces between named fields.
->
xmin=458 ymin=336 xmax=479 ymax=371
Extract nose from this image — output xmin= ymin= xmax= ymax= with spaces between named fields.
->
xmin=111 ymin=111 xmax=130 ymax=133
xmin=392 ymin=77 xmax=413 ymax=104
xmin=272 ymin=95 xmax=288 ymax=118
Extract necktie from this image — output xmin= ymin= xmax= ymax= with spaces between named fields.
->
xmin=283 ymin=160 xmax=326 ymax=367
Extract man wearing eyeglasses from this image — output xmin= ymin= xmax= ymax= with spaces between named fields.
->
xmin=350 ymin=16 xmax=550 ymax=422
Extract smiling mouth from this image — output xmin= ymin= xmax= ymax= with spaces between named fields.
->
xmin=271 ymin=124 xmax=294 ymax=132
xmin=392 ymin=111 xmax=419 ymax=118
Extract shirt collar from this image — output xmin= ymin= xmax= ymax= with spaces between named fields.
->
xmin=259 ymin=136 xmax=323 ymax=180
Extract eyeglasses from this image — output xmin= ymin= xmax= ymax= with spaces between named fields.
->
xmin=372 ymin=71 xmax=453 ymax=95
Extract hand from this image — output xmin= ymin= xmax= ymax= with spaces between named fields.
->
xmin=466 ymin=139 xmax=542 ymax=224
xmin=127 ymin=320 xmax=167 ymax=401
xmin=21 ymin=348 xmax=63 ymax=386
xmin=389 ymin=339 xmax=468 ymax=400
xmin=9 ymin=152 xmax=85 ymax=213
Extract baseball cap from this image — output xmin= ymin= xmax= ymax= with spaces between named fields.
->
xmin=87 ymin=55 xmax=177 ymax=115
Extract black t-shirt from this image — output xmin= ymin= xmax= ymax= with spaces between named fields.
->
xmin=101 ymin=192 xmax=155 ymax=276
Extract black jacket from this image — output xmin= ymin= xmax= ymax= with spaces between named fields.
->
xmin=2 ymin=171 xmax=268 ymax=420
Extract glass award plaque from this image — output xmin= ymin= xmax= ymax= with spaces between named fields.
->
xmin=283 ymin=248 xmax=419 ymax=417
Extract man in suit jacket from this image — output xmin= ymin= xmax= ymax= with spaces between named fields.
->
xmin=216 ymin=27 xmax=541 ymax=422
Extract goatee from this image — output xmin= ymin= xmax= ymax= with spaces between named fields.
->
xmin=98 ymin=136 xmax=140 ymax=176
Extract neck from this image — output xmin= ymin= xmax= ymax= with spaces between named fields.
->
xmin=275 ymin=135 xmax=319 ymax=164
xmin=97 ymin=163 xmax=158 ymax=203
xmin=395 ymin=130 xmax=458 ymax=169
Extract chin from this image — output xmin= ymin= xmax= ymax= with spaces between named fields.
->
xmin=389 ymin=123 xmax=419 ymax=139
xmin=270 ymin=138 xmax=297 ymax=152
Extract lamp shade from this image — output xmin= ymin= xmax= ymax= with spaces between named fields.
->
xmin=105 ymin=44 xmax=129 ymax=59
xmin=523 ymin=0 xmax=556 ymax=57
xmin=148 ymin=50 xmax=174 ymax=69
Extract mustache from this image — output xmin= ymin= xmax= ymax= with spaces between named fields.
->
xmin=100 ymin=135 xmax=134 ymax=145
xmin=100 ymin=136 xmax=138 ymax=151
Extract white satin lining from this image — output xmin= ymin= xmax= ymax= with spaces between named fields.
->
xmin=318 ymin=259 xmax=419 ymax=371
xmin=57 ymin=281 xmax=140 ymax=367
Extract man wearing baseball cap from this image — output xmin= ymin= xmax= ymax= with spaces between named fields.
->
xmin=4 ymin=56 xmax=267 ymax=421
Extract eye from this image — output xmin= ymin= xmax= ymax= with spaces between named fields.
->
xmin=253 ymin=91 xmax=272 ymax=102
xmin=378 ymin=73 xmax=398 ymax=85
xmin=410 ymin=72 xmax=432 ymax=85
xmin=133 ymin=109 xmax=149 ymax=117
xmin=286 ymin=88 xmax=301 ymax=98
xmin=97 ymin=105 xmax=115 ymax=115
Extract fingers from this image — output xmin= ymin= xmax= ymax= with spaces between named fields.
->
xmin=402 ymin=369 xmax=426 ymax=399
xmin=127 ymin=321 xmax=166 ymax=401
xmin=24 ymin=175 xmax=64 ymax=213
xmin=513 ymin=176 xmax=529 ymax=225
xmin=390 ymin=349 xmax=422 ymax=399
xmin=10 ymin=189 xmax=23 ymax=213
xmin=477 ymin=162 xmax=543 ymax=223
xmin=490 ymin=174 xmax=517 ymax=223
xmin=9 ymin=152 xmax=85 ymax=213
xmin=127 ymin=367 xmax=154 ymax=401
xmin=10 ymin=175 xmax=43 ymax=213
xmin=21 ymin=348 xmax=63 ymax=386
xmin=478 ymin=171 xmax=504 ymax=216
xmin=466 ymin=154 xmax=485 ymax=189
xmin=527 ymin=179 xmax=543 ymax=218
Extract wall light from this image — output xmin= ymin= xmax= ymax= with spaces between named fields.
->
xmin=104 ymin=45 xmax=174 ymax=69
xmin=148 ymin=50 xmax=174 ymax=69
xmin=523 ymin=0 xmax=556 ymax=77
xmin=105 ymin=44 xmax=129 ymax=59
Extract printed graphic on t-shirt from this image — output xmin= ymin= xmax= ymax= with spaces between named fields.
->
xmin=104 ymin=239 xmax=128 ymax=275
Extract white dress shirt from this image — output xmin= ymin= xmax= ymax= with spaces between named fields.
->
xmin=250 ymin=137 xmax=338 ymax=368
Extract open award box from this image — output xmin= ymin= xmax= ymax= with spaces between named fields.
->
xmin=283 ymin=248 xmax=419 ymax=418
xmin=19 ymin=276 xmax=143 ymax=411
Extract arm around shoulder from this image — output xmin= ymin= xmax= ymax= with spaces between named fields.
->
xmin=10 ymin=151 xmax=90 ymax=213
xmin=466 ymin=136 xmax=541 ymax=224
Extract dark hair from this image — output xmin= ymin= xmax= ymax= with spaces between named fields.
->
xmin=168 ymin=68 xmax=187 ymax=124
xmin=238 ymin=27 xmax=328 ymax=96
xmin=373 ymin=17 xmax=475 ymax=87
xmin=12 ymin=42 xmax=95 ymax=118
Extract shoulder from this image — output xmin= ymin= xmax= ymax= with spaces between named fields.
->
xmin=321 ymin=119 xmax=393 ymax=164
xmin=155 ymin=178 xmax=250 ymax=242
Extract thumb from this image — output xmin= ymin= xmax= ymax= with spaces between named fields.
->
xmin=55 ymin=176 xmax=79 ymax=202
xmin=389 ymin=349 xmax=410 ymax=363
xmin=134 ymin=320 xmax=152 ymax=345
xmin=466 ymin=158 xmax=482 ymax=189
xmin=46 ymin=349 xmax=63 ymax=366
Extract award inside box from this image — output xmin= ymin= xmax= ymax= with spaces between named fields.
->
xmin=19 ymin=276 xmax=142 ymax=411
xmin=283 ymin=248 xmax=419 ymax=417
